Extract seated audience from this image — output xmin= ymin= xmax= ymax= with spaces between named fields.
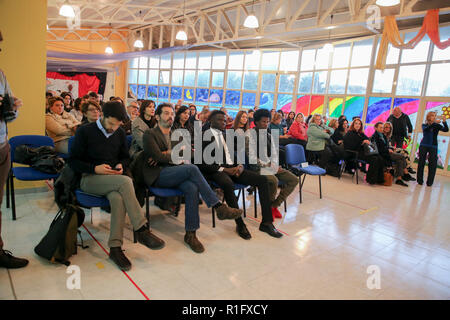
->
xmin=286 ymin=111 xmax=295 ymax=130
xmin=129 ymin=99 xmax=157 ymax=159
xmin=383 ymin=122 xmax=415 ymax=174
xmin=286 ymin=112 xmax=308 ymax=147
xmin=220 ymin=107 xmax=234 ymax=129
xmin=88 ymin=92 xmax=100 ymax=104
xmin=133 ymin=104 xmax=242 ymax=253
xmin=198 ymin=110 xmax=282 ymax=238
xmin=417 ymin=111 xmax=449 ymax=186
xmin=248 ymin=109 xmax=255 ymax=128
xmin=70 ymin=97 xmax=84 ymax=122
xmin=328 ymin=118 xmax=338 ymax=131
xmin=173 ymin=105 xmax=194 ymax=136
xmin=250 ymin=109 xmax=298 ymax=220
xmin=69 ymin=101 xmax=164 ymax=271
xmin=61 ymin=92 xmax=73 ymax=113
xmin=81 ymin=100 xmax=101 ymax=125
xmin=306 ymin=114 xmax=333 ymax=168
xmin=343 ymin=118 xmax=384 ymax=185
xmin=331 ymin=119 xmax=348 ymax=145
xmin=188 ymin=104 xmax=198 ymax=124
xmin=277 ymin=110 xmax=287 ymax=129
xmin=45 ymin=97 xmax=80 ymax=153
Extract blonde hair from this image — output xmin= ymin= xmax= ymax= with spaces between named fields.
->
xmin=271 ymin=113 xmax=282 ymax=123
xmin=383 ymin=122 xmax=393 ymax=139
xmin=310 ymin=114 xmax=322 ymax=125
xmin=328 ymin=118 xmax=338 ymax=129
xmin=425 ymin=111 xmax=436 ymax=124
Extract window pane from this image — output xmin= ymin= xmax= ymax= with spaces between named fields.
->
xmin=328 ymin=70 xmax=347 ymax=94
xmin=309 ymin=95 xmax=325 ymax=115
xmin=160 ymin=54 xmax=171 ymax=69
xmin=277 ymin=94 xmax=293 ymax=111
xmin=396 ymin=65 xmax=426 ymax=96
xmin=344 ymin=96 xmax=365 ymax=120
xmin=185 ymin=52 xmax=197 ymax=69
xmin=432 ymin=26 xmax=450 ymax=61
xmin=427 ymin=63 xmax=450 ymax=97
xmin=332 ymin=43 xmax=351 ymax=68
xmin=197 ymin=70 xmax=210 ymax=87
xmin=184 ymin=88 xmax=194 ymax=102
xmin=130 ymin=58 xmax=139 ymax=68
xmin=243 ymin=71 xmax=258 ymax=90
xmin=228 ymin=52 xmax=244 ymax=70
xmin=301 ymin=49 xmax=315 ymax=71
xmin=147 ymin=85 xmax=158 ymax=99
xmin=171 ymin=70 xmax=183 ymax=86
xmin=128 ymin=69 xmax=137 ymax=83
xmin=225 ymin=90 xmax=241 ymax=106
xmin=212 ymin=72 xmax=224 ymax=87
xmin=170 ymin=87 xmax=183 ymax=101
xmin=148 ymin=70 xmax=159 ymax=85
xmin=149 ymin=56 xmax=159 ymax=68
xmin=347 ymin=68 xmax=369 ymax=94
xmin=373 ymin=69 xmax=395 ymax=94
xmin=280 ymin=51 xmax=299 ymax=71
xmin=158 ymin=86 xmax=169 ymax=99
xmin=351 ymin=39 xmax=373 ymax=67
xmin=209 ymin=89 xmax=224 ymax=107
xmin=138 ymin=70 xmax=147 ymax=84
xmin=261 ymin=73 xmax=276 ymax=92
xmin=261 ymin=51 xmax=279 ymax=70
xmin=315 ymin=48 xmax=330 ymax=70
xmin=242 ymin=92 xmax=256 ymax=108
xmin=198 ymin=52 xmax=211 ymax=69
xmin=375 ymin=39 xmax=399 ymax=65
xmin=245 ymin=50 xmax=261 ymax=70
xmin=298 ymin=72 xmax=313 ymax=93
xmin=195 ymin=88 xmax=209 ymax=105
xmin=259 ymin=92 xmax=275 ymax=109
xmin=227 ymin=71 xmax=242 ymax=89
xmin=312 ymin=71 xmax=327 ymax=94
xmin=366 ymin=97 xmax=392 ymax=124
xmin=139 ymin=57 xmax=148 ymax=69
xmin=128 ymin=84 xmax=137 ymax=99
xmin=159 ymin=71 xmax=170 ymax=85
xmin=137 ymin=85 xmax=146 ymax=99
xmin=184 ymin=70 xmax=196 ymax=87
xmin=327 ymin=97 xmax=345 ymax=117
xmin=172 ymin=52 xmax=185 ymax=69
xmin=278 ymin=74 xmax=295 ymax=93
xmin=212 ymin=51 xmax=227 ymax=69
xmin=401 ymin=32 xmax=430 ymax=63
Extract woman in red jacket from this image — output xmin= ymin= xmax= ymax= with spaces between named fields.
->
xmin=285 ymin=112 xmax=308 ymax=147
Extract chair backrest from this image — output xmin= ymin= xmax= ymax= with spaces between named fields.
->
xmin=126 ymin=135 xmax=132 ymax=150
xmin=9 ymin=135 xmax=55 ymax=163
xmin=68 ymin=136 xmax=75 ymax=157
xmin=285 ymin=144 xmax=307 ymax=166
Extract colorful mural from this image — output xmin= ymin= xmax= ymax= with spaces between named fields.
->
xmin=242 ymin=92 xmax=256 ymax=109
xmin=259 ymin=92 xmax=275 ymax=110
xmin=366 ymin=97 xmax=392 ymax=124
xmin=344 ymin=96 xmax=365 ymax=120
xmin=327 ymin=97 xmax=345 ymax=118
xmin=195 ymin=88 xmax=209 ymax=105
xmin=184 ymin=88 xmax=194 ymax=102
xmin=209 ymin=89 xmax=224 ymax=107
xmin=276 ymin=94 xmax=292 ymax=111
xmin=170 ymin=87 xmax=183 ymax=101
xmin=147 ymin=86 xmax=158 ymax=99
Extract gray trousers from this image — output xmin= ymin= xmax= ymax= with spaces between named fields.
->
xmin=390 ymin=152 xmax=407 ymax=178
xmin=266 ymin=169 xmax=299 ymax=208
xmin=80 ymin=174 xmax=147 ymax=248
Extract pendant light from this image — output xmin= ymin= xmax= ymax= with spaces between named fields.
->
xmin=322 ymin=14 xmax=334 ymax=53
xmin=134 ymin=11 xmax=145 ymax=49
xmin=105 ymin=24 xmax=114 ymax=54
xmin=244 ymin=0 xmax=259 ymax=28
xmin=376 ymin=0 xmax=400 ymax=6
xmin=59 ymin=3 xmax=75 ymax=18
xmin=176 ymin=0 xmax=188 ymax=41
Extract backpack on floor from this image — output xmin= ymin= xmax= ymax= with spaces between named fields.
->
xmin=34 ymin=204 xmax=86 ymax=266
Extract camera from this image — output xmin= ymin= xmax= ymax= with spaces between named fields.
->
xmin=0 ymin=93 xmax=16 ymax=122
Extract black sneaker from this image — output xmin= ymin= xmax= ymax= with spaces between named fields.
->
xmin=136 ymin=229 xmax=165 ymax=250
xmin=402 ymin=173 xmax=416 ymax=181
xmin=395 ymin=179 xmax=408 ymax=187
xmin=408 ymin=168 xmax=416 ymax=174
xmin=0 ymin=250 xmax=29 ymax=269
xmin=109 ymin=247 xmax=131 ymax=271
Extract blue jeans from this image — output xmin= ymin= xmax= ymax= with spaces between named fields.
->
xmin=154 ymin=164 xmax=220 ymax=231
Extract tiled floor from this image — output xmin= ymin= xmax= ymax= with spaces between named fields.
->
xmin=1 ymin=172 xmax=449 ymax=300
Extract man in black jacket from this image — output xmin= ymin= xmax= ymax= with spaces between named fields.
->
xmin=387 ymin=107 xmax=413 ymax=149
xmin=69 ymin=101 xmax=165 ymax=271
xmin=197 ymin=110 xmax=283 ymax=238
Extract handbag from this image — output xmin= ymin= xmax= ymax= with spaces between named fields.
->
xmin=363 ymin=142 xmax=379 ymax=156
xmin=383 ymin=170 xmax=393 ymax=186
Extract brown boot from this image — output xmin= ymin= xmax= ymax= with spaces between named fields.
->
xmin=215 ymin=203 xmax=243 ymax=220
xmin=184 ymin=231 xmax=205 ymax=253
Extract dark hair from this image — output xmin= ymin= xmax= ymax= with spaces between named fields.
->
xmin=174 ymin=105 xmax=190 ymax=124
xmin=155 ymin=103 xmax=174 ymax=117
xmin=46 ymin=91 xmax=53 ymax=98
xmin=73 ymin=98 xmax=82 ymax=111
xmin=352 ymin=116 xmax=360 ymax=121
xmin=139 ymin=100 xmax=156 ymax=119
xmin=82 ymin=94 xmax=89 ymax=100
xmin=337 ymin=119 xmax=348 ymax=132
xmin=81 ymin=101 xmax=101 ymax=114
xmin=288 ymin=111 xmax=295 ymax=119
xmin=60 ymin=92 xmax=73 ymax=106
xmin=88 ymin=92 xmax=98 ymax=99
xmin=374 ymin=121 xmax=384 ymax=128
xmin=338 ymin=115 xmax=347 ymax=122
xmin=233 ymin=110 xmax=249 ymax=131
xmin=254 ymin=109 xmax=271 ymax=123
xmin=208 ymin=110 xmax=226 ymax=121
xmin=47 ymin=96 xmax=64 ymax=109
xmin=248 ymin=109 xmax=254 ymax=115
xmin=109 ymin=96 xmax=116 ymax=101
xmin=349 ymin=118 xmax=364 ymax=134
xmin=102 ymin=101 xmax=127 ymax=121
xmin=277 ymin=110 xmax=284 ymax=116
xmin=305 ymin=114 xmax=313 ymax=124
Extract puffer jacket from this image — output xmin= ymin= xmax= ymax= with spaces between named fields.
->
xmin=306 ymin=123 xmax=333 ymax=151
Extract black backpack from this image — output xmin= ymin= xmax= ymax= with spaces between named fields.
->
xmin=34 ymin=204 xmax=86 ymax=266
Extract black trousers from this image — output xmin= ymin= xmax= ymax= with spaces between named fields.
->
xmin=359 ymin=153 xmax=385 ymax=184
xmin=204 ymin=169 xmax=273 ymax=224
xmin=417 ymin=145 xmax=438 ymax=185
xmin=391 ymin=135 xmax=406 ymax=149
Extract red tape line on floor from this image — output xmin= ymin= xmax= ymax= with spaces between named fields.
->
xmin=302 ymin=190 xmax=368 ymax=211
xmin=82 ymin=224 xmax=150 ymax=300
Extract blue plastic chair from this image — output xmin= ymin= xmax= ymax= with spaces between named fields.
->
xmin=209 ymin=181 xmax=248 ymax=228
xmin=285 ymin=144 xmax=326 ymax=203
xmin=126 ymin=135 xmax=133 ymax=149
xmin=7 ymin=135 xmax=60 ymax=220
xmin=145 ymin=187 xmax=184 ymax=225
xmin=340 ymin=150 xmax=367 ymax=184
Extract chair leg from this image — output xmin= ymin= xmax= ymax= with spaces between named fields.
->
xmin=6 ymin=171 xmax=10 ymax=209
xmin=253 ymin=187 xmax=258 ymax=218
xmin=212 ymin=207 xmax=216 ymax=228
xmin=319 ymin=175 xmax=322 ymax=199
xmin=90 ymin=208 xmax=93 ymax=224
xmin=241 ymin=188 xmax=246 ymax=218
xmin=356 ymin=167 xmax=359 ymax=185
xmin=145 ymin=189 xmax=150 ymax=223
xmin=284 ymin=199 xmax=287 ymax=213
xmin=299 ymin=174 xmax=306 ymax=204
xmin=10 ymin=174 xmax=16 ymax=221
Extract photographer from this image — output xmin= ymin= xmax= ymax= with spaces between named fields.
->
xmin=0 ymin=30 xmax=28 ymax=268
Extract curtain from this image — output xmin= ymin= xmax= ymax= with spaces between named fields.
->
xmin=46 ymin=72 xmax=106 ymax=96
